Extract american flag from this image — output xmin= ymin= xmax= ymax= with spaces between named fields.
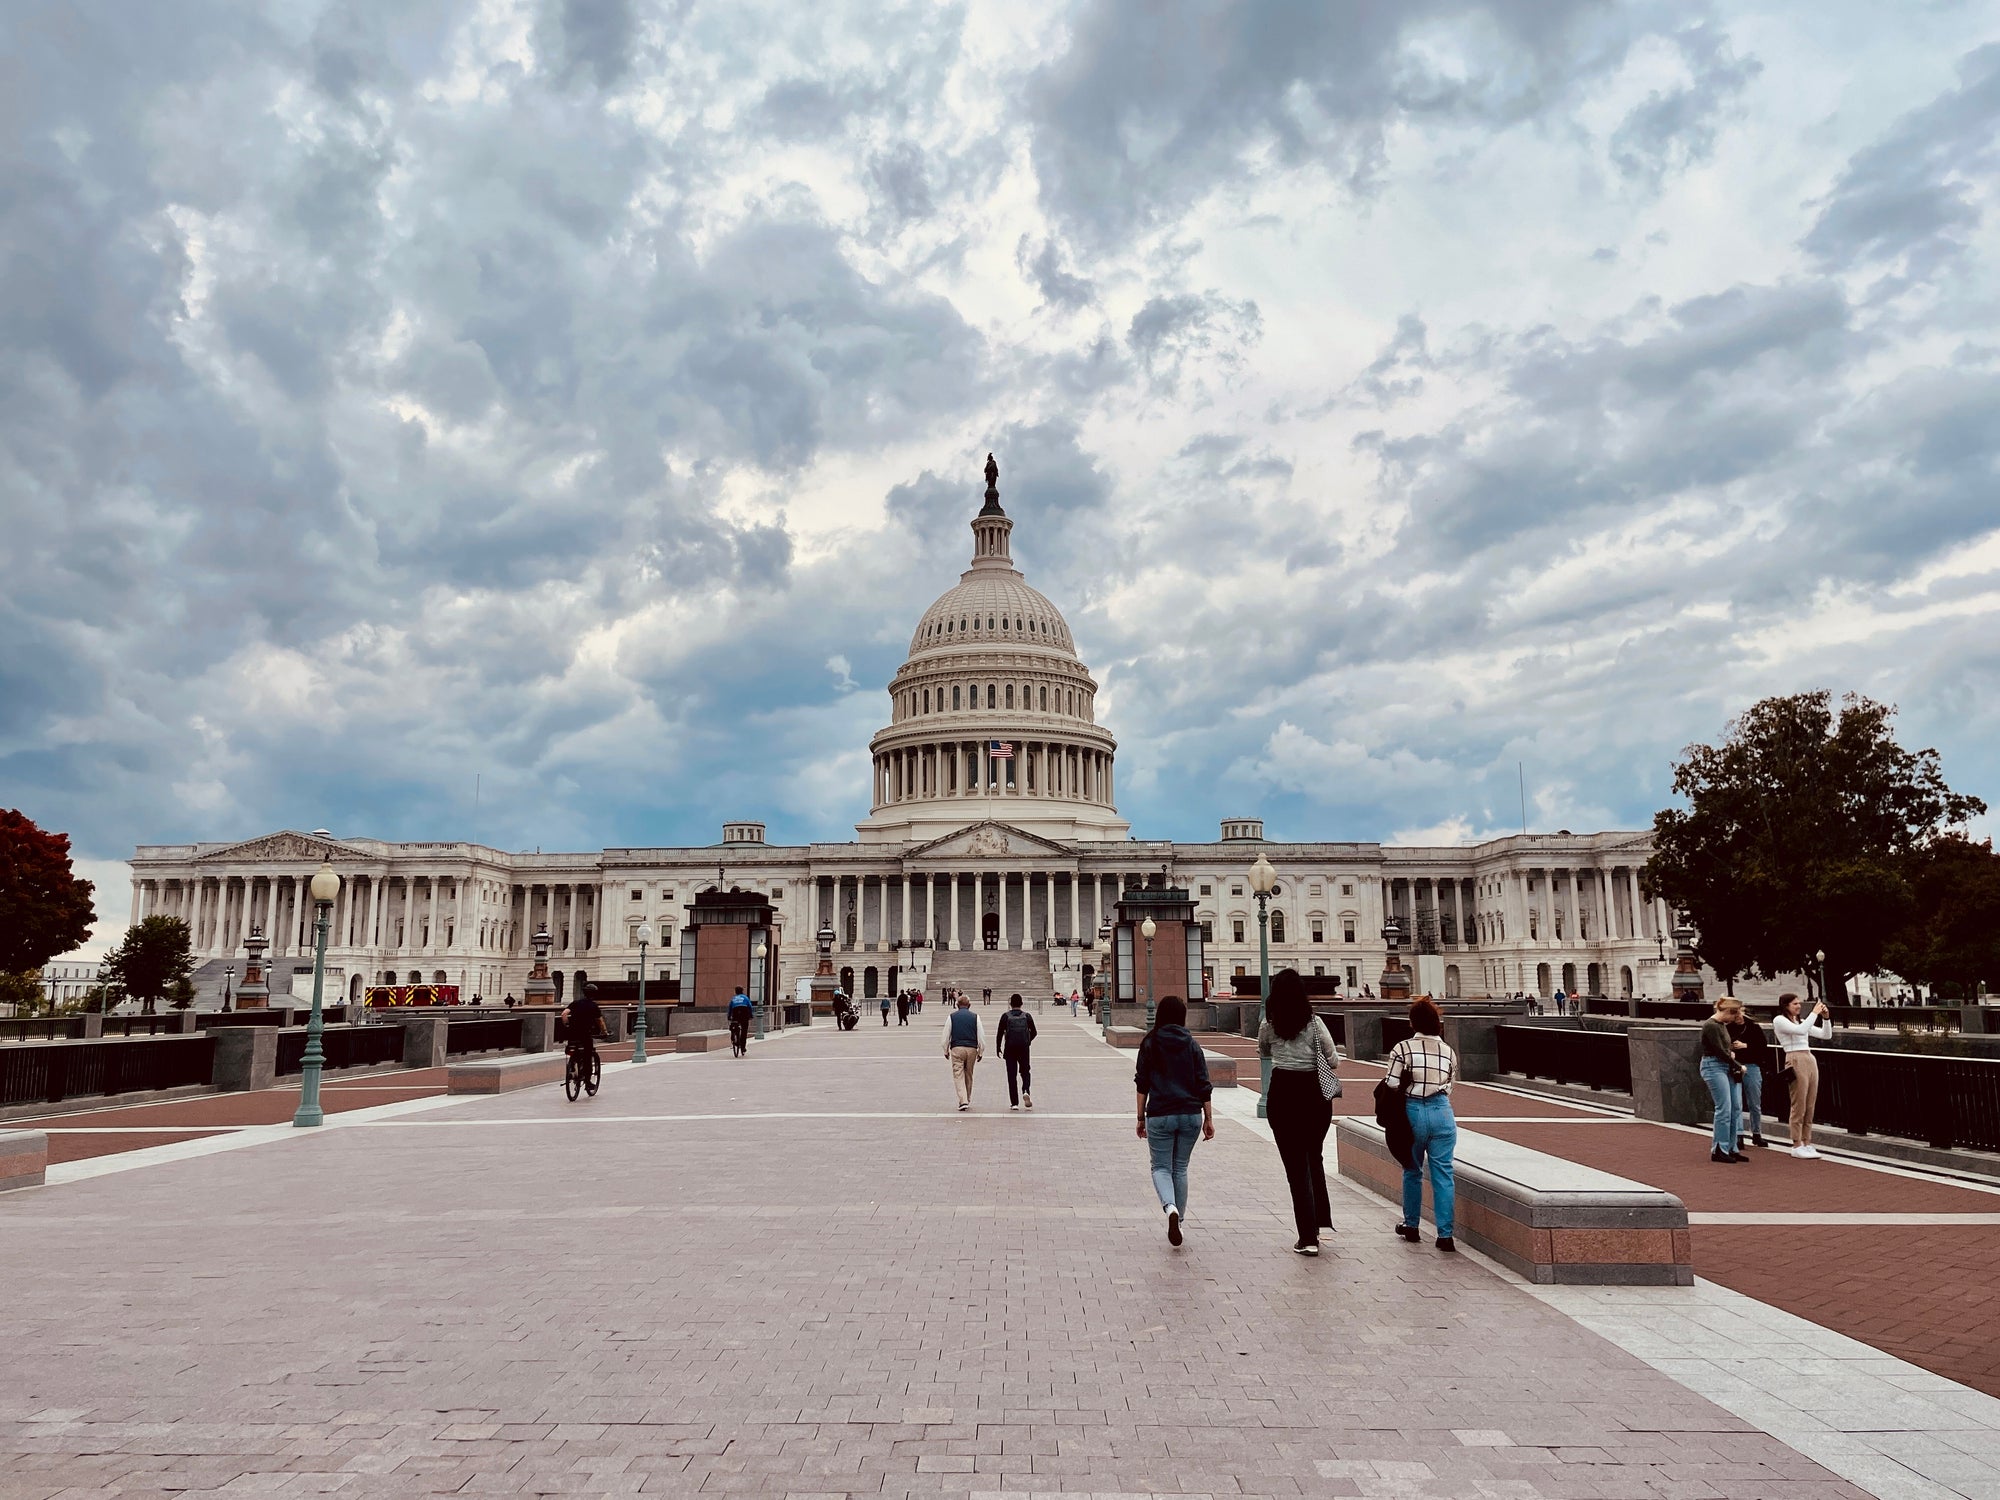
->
xmin=989 ymin=740 xmax=1014 ymax=759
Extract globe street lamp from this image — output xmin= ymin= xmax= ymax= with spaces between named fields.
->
xmin=1815 ymin=948 xmax=1828 ymax=1010
xmin=633 ymin=921 xmax=654 ymax=1063
xmin=752 ymin=932 xmax=769 ymax=1040
xmin=1140 ymin=916 xmax=1158 ymax=1029
xmin=293 ymin=861 xmax=342 ymax=1128
xmin=1250 ymin=853 xmax=1277 ymax=1118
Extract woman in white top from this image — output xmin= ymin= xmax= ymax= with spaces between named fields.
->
xmin=1772 ymin=991 xmax=1834 ymax=1158
xmin=1386 ymin=997 xmax=1459 ymax=1252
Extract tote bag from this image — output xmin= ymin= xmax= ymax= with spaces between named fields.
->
xmin=1313 ymin=1017 xmax=1342 ymax=1100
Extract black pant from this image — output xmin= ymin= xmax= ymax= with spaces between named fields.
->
xmin=730 ymin=1014 xmax=749 ymax=1051
xmin=1267 ymin=1067 xmax=1333 ymax=1242
xmin=1005 ymin=1051 xmax=1032 ymax=1105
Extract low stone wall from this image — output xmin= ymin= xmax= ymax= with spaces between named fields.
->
xmin=447 ymin=1055 xmax=566 ymax=1094
xmin=1336 ymin=1117 xmax=1692 ymax=1286
xmin=0 ymin=1130 xmax=47 ymax=1192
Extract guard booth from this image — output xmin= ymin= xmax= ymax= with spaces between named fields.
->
xmin=1111 ymin=885 xmax=1205 ymax=1012
xmin=678 ymin=889 xmax=783 ymax=1022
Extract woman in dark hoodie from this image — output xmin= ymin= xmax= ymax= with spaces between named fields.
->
xmin=1134 ymin=994 xmax=1214 ymax=1247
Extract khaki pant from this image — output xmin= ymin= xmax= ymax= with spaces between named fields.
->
xmin=950 ymin=1045 xmax=979 ymax=1106
xmin=1787 ymin=1051 xmax=1820 ymax=1145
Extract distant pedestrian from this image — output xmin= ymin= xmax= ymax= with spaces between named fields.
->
xmin=997 ymin=993 xmax=1038 ymax=1110
xmin=1134 ymin=994 xmax=1213 ymax=1247
xmin=945 ymin=997 xmax=982 ymax=1110
xmin=1258 ymin=968 xmax=1339 ymax=1255
xmin=881 ymin=991 xmax=892 ymax=1026
xmin=1553 ymin=987 xmax=1568 ymax=1017
xmin=1701 ymin=996 xmax=1750 ymax=1163
xmin=896 ymin=991 xmax=911 ymax=1025
xmin=1773 ymin=992 xmax=1833 ymax=1159
xmin=1388 ymin=996 xmax=1459 ymax=1251
xmin=1727 ymin=1007 xmax=1774 ymax=1148
xmin=1069 ymin=989 xmax=1081 ymax=1017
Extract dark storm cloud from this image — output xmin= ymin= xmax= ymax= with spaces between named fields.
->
xmin=1804 ymin=42 xmax=2000 ymax=277
xmin=1126 ymin=289 xmax=1261 ymax=388
xmin=538 ymin=0 xmax=640 ymax=88
xmin=1016 ymin=236 xmax=1096 ymax=311
xmin=1025 ymin=0 xmax=1729 ymax=241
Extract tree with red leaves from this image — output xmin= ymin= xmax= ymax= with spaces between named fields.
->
xmin=0 ymin=809 xmax=97 ymax=974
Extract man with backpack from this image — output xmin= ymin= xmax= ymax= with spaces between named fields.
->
xmin=996 ymin=992 xmax=1038 ymax=1110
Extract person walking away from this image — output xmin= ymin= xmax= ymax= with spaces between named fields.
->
xmin=1258 ymin=968 xmax=1340 ymax=1255
xmin=1134 ymin=994 xmax=1213 ymax=1247
xmin=945 ymin=997 xmax=982 ymax=1110
xmin=728 ymin=987 xmax=755 ymax=1057
xmin=997 ymin=992 xmax=1038 ymax=1110
xmin=1701 ymin=996 xmax=1750 ymax=1162
xmin=1773 ymin=992 xmax=1833 ymax=1158
xmin=1386 ymin=996 xmax=1460 ymax=1251
xmin=880 ymin=991 xmax=892 ymax=1026
xmin=1728 ymin=1006 xmax=1775 ymax=1148
xmin=896 ymin=990 xmax=911 ymax=1025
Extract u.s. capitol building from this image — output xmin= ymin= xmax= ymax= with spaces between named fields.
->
xmin=129 ymin=460 xmax=1673 ymax=1008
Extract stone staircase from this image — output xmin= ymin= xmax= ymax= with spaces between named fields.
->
xmin=927 ymin=948 xmax=1054 ymax=1007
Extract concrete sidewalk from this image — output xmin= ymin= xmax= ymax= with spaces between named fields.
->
xmin=1 ymin=1016 xmax=1869 ymax=1497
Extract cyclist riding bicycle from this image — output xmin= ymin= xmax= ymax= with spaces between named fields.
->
xmin=563 ymin=983 xmax=606 ymax=1062
xmin=728 ymin=987 xmax=755 ymax=1057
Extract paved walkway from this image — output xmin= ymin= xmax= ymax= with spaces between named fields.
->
xmin=1197 ymin=1030 xmax=2000 ymax=1406
xmin=0 ymin=1013 xmax=1973 ymax=1498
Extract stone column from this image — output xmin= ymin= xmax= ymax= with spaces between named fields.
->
xmin=1450 ymin=879 xmax=1464 ymax=948
xmin=367 ymin=875 xmax=384 ymax=951
xmin=996 ymin=870 xmax=1009 ymax=950
xmin=900 ymin=875 xmax=911 ymax=951
xmin=1067 ymin=874 xmax=1079 ymax=946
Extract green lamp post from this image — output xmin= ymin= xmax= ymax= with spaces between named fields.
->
xmin=1250 ymin=852 xmax=1276 ymax=1119
xmin=292 ymin=860 xmax=342 ymax=1128
xmin=632 ymin=921 xmax=653 ymax=1063
xmin=752 ymin=932 xmax=769 ymax=1040
xmin=1141 ymin=915 xmax=1157 ymax=1030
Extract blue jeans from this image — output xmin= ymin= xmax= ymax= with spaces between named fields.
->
xmin=1401 ymin=1093 xmax=1457 ymax=1239
xmin=1740 ymin=1063 xmax=1764 ymax=1140
xmin=1701 ymin=1057 xmax=1742 ymax=1155
xmin=1146 ymin=1112 xmax=1202 ymax=1216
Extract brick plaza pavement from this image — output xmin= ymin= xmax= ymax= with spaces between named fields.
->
xmin=1 ymin=1015 xmax=1872 ymax=1497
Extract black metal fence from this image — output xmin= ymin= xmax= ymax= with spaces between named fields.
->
xmin=103 ymin=1014 xmax=190 ymax=1037
xmin=1382 ymin=1017 xmax=1414 ymax=1050
xmin=275 ymin=1025 xmax=406 ymax=1076
xmin=1495 ymin=1025 xmax=1633 ymax=1093
xmin=0 ymin=1016 xmax=87 ymax=1042
xmin=0 ymin=1036 xmax=216 ymax=1108
xmin=1799 ymin=1050 xmax=2000 ymax=1152
xmin=445 ymin=1017 xmax=525 ymax=1056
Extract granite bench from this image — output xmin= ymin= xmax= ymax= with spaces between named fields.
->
xmin=0 ymin=1130 xmax=49 ymax=1192
xmin=1335 ymin=1117 xmax=1692 ymax=1285
xmin=446 ymin=1054 xmax=567 ymax=1094
xmin=1106 ymin=1026 xmax=1144 ymax=1050
xmin=675 ymin=1030 xmax=732 ymax=1053
xmin=1203 ymin=1050 xmax=1238 ymax=1087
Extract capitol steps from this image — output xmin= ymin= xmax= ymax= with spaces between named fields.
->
xmin=928 ymin=948 xmax=1054 ymax=1006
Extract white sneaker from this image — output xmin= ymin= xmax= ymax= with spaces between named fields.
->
xmin=1798 ymin=1145 xmax=1820 ymax=1159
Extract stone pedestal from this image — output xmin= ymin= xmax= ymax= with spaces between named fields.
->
xmin=401 ymin=1017 xmax=449 ymax=1069
xmin=236 ymin=928 xmax=271 ymax=1010
xmin=212 ymin=1027 xmax=277 ymax=1093
xmin=1628 ymin=1024 xmax=1707 ymax=1125
xmin=1379 ymin=957 xmax=1411 ymax=1003
xmin=1345 ymin=1010 xmax=1390 ymax=1063
xmin=1441 ymin=1014 xmax=1503 ymax=1083
xmin=519 ymin=1013 xmax=555 ymax=1053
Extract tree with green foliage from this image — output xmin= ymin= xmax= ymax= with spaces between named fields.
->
xmin=100 ymin=916 xmax=194 ymax=1016
xmin=0 ymin=810 xmax=95 ymax=974
xmin=1643 ymin=692 xmax=1986 ymax=997
xmin=1883 ymin=834 xmax=2000 ymax=1000
xmin=0 ymin=968 xmax=43 ymax=1016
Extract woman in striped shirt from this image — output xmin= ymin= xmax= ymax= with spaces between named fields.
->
xmin=1387 ymin=997 xmax=1458 ymax=1252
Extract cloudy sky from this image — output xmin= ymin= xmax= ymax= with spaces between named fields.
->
xmin=6 ymin=0 xmax=2000 ymax=957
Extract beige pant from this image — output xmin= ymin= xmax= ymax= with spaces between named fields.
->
xmin=950 ymin=1046 xmax=979 ymax=1106
xmin=1787 ymin=1051 xmax=1820 ymax=1145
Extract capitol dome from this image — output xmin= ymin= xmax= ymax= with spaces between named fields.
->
xmin=858 ymin=456 xmax=1127 ymax=845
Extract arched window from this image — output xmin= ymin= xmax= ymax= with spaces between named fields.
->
xmin=1039 ymin=685 xmax=1047 ymax=710
xmin=923 ymin=688 xmax=930 ymax=712
xmin=960 ymin=617 xmax=967 ymax=631
xmin=988 ymin=615 xmax=995 ymax=629
xmin=1271 ymin=913 xmax=1287 ymax=943
xmin=987 ymin=683 xmax=996 ymax=707
xmin=953 ymin=685 xmax=961 ymax=709
xmin=1001 ymin=616 xmax=1008 ymax=632
xmin=1016 ymin=617 xmax=1023 ymax=630
xmin=1005 ymin=684 xmax=1014 ymax=708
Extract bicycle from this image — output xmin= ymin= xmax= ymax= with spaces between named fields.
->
xmin=564 ymin=1038 xmax=601 ymax=1100
xmin=729 ymin=1011 xmax=751 ymax=1057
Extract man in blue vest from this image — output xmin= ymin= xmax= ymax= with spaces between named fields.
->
xmin=945 ymin=996 xmax=983 ymax=1111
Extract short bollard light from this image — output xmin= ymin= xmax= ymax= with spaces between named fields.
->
xmin=293 ymin=860 xmax=342 ymax=1128
xmin=633 ymin=921 xmax=653 ymax=1063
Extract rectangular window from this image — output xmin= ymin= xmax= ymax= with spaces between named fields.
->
xmin=1200 ymin=921 xmax=1213 ymax=943
xmin=1311 ymin=920 xmax=1324 ymax=943
xmin=1232 ymin=919 xmax=1245 ymax=943
xmin=1233 ymin=964 xmax=1246 ymax=977
xmin=1198 ymin=882 xmax=1211 ymax=895
xmin=1341 ymin=882 xmax=1353 ymax=897
xmin=771 ymin=888 xmax=784 ymax=900
xmin=1345 ymin=965 xmax=1358 ymax=987
xmin=1231 ymin=884 xmax=1244 ymax=897
xmin=626 ymin=969 xmax=639 ymax=982
xmin=1343 ymin=920 xmax=1356 ymax=942
xmin=1310 ymin=883 xmax=1322 ymax=897
xmin=630 ymin=888 xmax=643 ymax=901
xmin=1313 ymin=965 xmax=1325 ymax=977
